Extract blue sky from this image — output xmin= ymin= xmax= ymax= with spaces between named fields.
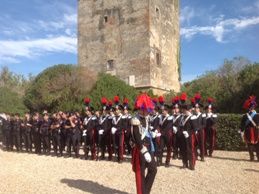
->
xmin=0 ymin=0 xmax=259 ymax=82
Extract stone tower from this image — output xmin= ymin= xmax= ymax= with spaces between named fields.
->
xmin=78 ymin=0 xmax=180 ymax=94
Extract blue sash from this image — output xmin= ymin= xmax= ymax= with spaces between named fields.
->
xmin=245 ymin=111 xmax=257 ymax=126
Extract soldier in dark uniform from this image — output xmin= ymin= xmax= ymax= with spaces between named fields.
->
xmin=50 ymin=113 xmax=63 ymax=156
xmin=149 ymin=98 xmax=161 ymax=163
xmin=1 ymin=113 xmax=12 ymax=151
xmin=157 ymin=96 xmax=173 ymax=167
xmin=0 ymin=113 xmax=6 ymax=147
xmin=98 ymin=97 xmax=112 ymax=160
xmin=39 ymin=113 xmax=51 ymax=154
xmin=23 ymin=113 xmax=33 ymax=152
xmin=107 ymin=100 xmax=115 ymax=161
xmin=204 ymin=98 xmax=217 ymax=157
xmin=11 ymin=113 xmax=22 ymax=151
xmin=171 ymin=96 xmax=182 ymax=159
xmin=178 ymin=93 xmax=196 ymax=170
xmin=111 ymin=96 xmax=125 ymax=163
xmin=192 ymin=93 xmax=206 ymax=161
xmin=64 ymin=113 xmax=74 ymax=157
xmin=240 ymin=95 xmax=259 ymax=161
xmin=32 ymin=113 xmax=41 ymax=154
xmin=72 ymin=113 xmax=81 ymax=158
xmin=82 ymin=98 xmax=98 ymax=160
xmin=60 ymin=112 xmax=68 ymax=154
xmin=131 ymin=93 xmax=157 ymax=194
xmin=122 ymin=97 xmax=132 ymax=155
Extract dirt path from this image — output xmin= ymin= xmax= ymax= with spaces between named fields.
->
xmin=0 ymin=149 xmax=258 ymax=194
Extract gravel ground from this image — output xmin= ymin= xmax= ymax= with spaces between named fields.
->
xmin=0 ymin=147 xmax=258 ymax=194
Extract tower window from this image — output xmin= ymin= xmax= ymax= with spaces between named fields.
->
xmin=107 ymin=60 xmax=114 ymax=70
xmin=104 ymin=16 xmax=108 ymax=23
xmin=156 ymin=7 xmax=160 ymax=19
xmin=156 ymin=52 xmax=161 ymax=67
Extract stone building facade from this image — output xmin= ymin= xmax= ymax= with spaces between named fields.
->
xmin=78 ymin=0 xmax=180 ymax=94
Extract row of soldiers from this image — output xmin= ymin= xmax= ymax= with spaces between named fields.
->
xmin=0 ymin=94 xmax=217 ymax=170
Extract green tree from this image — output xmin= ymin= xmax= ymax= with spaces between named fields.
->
xmin=24 ymin=64 xmax=97 ymax=112
xmin=89 ymin=73 xmax=138 ymax=109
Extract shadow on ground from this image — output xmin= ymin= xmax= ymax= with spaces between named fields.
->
xmin=61 ymin=178 xmax=129 ymax=194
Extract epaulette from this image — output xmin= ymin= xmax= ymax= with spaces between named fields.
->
xmin=191 ymin=115 xmax=197 ymax=120
xmin=131 ymin=117 xmax=141 ymax=126
xmin=168 ymin=116 xmax=174 ymax=120
xmin=202 ymin=113 xmax=206 ymax=118
xmin=91 ymin=116 xmax=97 ymax=120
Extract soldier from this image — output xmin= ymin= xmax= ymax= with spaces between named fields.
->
xmin=240 ymin=96 xmax=259 ymax=161
xmin=64 ymin=113 xmax=74 ymax=157
xmin=1 ymin=113 xmax=12 ymax=151
xmin=111 ymin=96 xmax=125 ymax=163
xmin=98 ymin=97 xmax=112 ymax=160
xmin=171 ymin=96 xmax=182 ymax=159
xmin=122 ymin=97 xmax=132 ymax=156
xmin=11 ymin=113 xmax=22 ymax=152
xmin=82 ymin=98 xmax=98 ymax=160
xmin=0 ymin=113 xmax=7 ymax=147
xmin=32 ymin=113 xmax=41 ymax=154
xmin=23 ymin=113 xmax=33 ymax=152
xmin=40 ymin=113 xmax=51 ymax=154
xmin=50 ymin=113 xmax=63 ymax=156
xmin=72 ymin=113 xmax=81 ymax=158
xmin=204 ymin=98 xmax=217 ymax=157
xmin=149 ymin=98 xmax=161 ymax=163
xmin=107 ymin=100 xmax=115 ymax=161
xmin=192 ymin=93 xmax=206 ymax=161
xmin=131 ymin=93 xmax=157 ymax=194
xmin=157 ymin=96 xmax=173 ymax=167
xmin=178 ymin=93 xmax=196 ymax=170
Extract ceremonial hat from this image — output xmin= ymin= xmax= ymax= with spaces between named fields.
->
xmin=243 ymin=95 xmax=257 ymax=110
xmin=134 ymin=93 xmax=154 ymax=112
xmin=158 ymin=96 xmax=170 ymax=110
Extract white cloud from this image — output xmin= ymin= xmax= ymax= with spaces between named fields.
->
xmin=0 ymin=36 xmax=77 ymax=64
xmin=181 ymin=16 xmax=259 ymax=42
xmin=180 ymin=6 xmax=195 ymax=25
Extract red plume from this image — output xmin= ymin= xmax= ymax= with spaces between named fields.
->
xmin=114 ymin=96 xmax=120 ymax=104
xmin=84 ymin=97 xmax=91 ymax=105
xmin=158 ymin=96 xmax=165 ymax=105
xmin=101 ymin=97 xmax=108 ymax=105
xmin=152 ymin=98 xmax=158 ymax=105
xmin=243 ymin=95 xmax=257 ymax=109
xmin=194 ymin=93 xmax=201 ymax=102
xmin=207 ymin=97 xmax=214 ymax=104
xmin=180 ymin=93 xmax=187 ymax=102
xmin=172 ymin=96 xmax=180 ymax=104
xmin=190 ymin=97 xmax=195 ymax=105
xmin=108 ymin=100 xmax=113 ymax=107
xmin=135 ymin=93 xmax=154 ymax=112
xmin=123 ymin=98 xmax=129 ymax=105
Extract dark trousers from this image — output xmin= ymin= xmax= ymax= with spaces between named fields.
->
xmin=4 ymin=131 xmax=12 ymax=150
xmin=41 ymin=134 xmax=50 ymax=153
xmin=124 ymin=129 xmax=132 ymax=155
xmin=157 ymin=131 xmax=173 ymax=164
xmin=83 ymin=130 xmax=96 ymax=160
xmin=132 ymin=147 xmax=157 ymax=194
xmin=52 ymin=132 xmax=62 ymax=155
xmin=12 ymin=133 xmax=21 ymax=151
xmin=247 ymin=143 xmax=259 ymax=161
xmin=34 ymin=133 xmax=41 ymax=153
xmin=205 ymin=128 xmax=216 ymax=156
xmin=24 ymin=132 xmax=32 ymax=152
xmin=98 ymin=132 xmax=112 ymax=160
xmin=66 ymin=133 xmax=73 ymax=156
xmin=179 ymin=132 xmax=196 ymax=169
xmin=72 ymin=133 xmax=81 ymax=157
xmin=113 ymin=131 xmax=124 ymax=162
xmin=172 ymin=132 xmax=180 ymax=158
xmin=196 ymin=129 xmax=205 ymax=160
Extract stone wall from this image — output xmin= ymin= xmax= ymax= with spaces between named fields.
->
xmin=78 ymin=0 xmax=180 ymax=94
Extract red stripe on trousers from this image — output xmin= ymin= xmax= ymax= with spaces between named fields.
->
xmin=132 ymin=147 xmax=143 ymax=194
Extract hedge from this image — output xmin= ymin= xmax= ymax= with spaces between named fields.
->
xmin=216 ymin=114 xmax=246 ymax=151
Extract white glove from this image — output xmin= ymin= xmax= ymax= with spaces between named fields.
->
xmin=82 ymin=130 xmax=87 ymax=136
xmin=99 ymin=129 xmax=104 ymax=135
xmin=240 ymin=131 xmax=244 ymax=140
xmin=141 ymin=146 xmax=151 ymax=163
xmin=111 ymin=127 xmax=117 ymax=134
xmin=183 ymin=131 xmax=189 ymax=138
xmin=173 ymin=126 xmax=177 ymax=134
